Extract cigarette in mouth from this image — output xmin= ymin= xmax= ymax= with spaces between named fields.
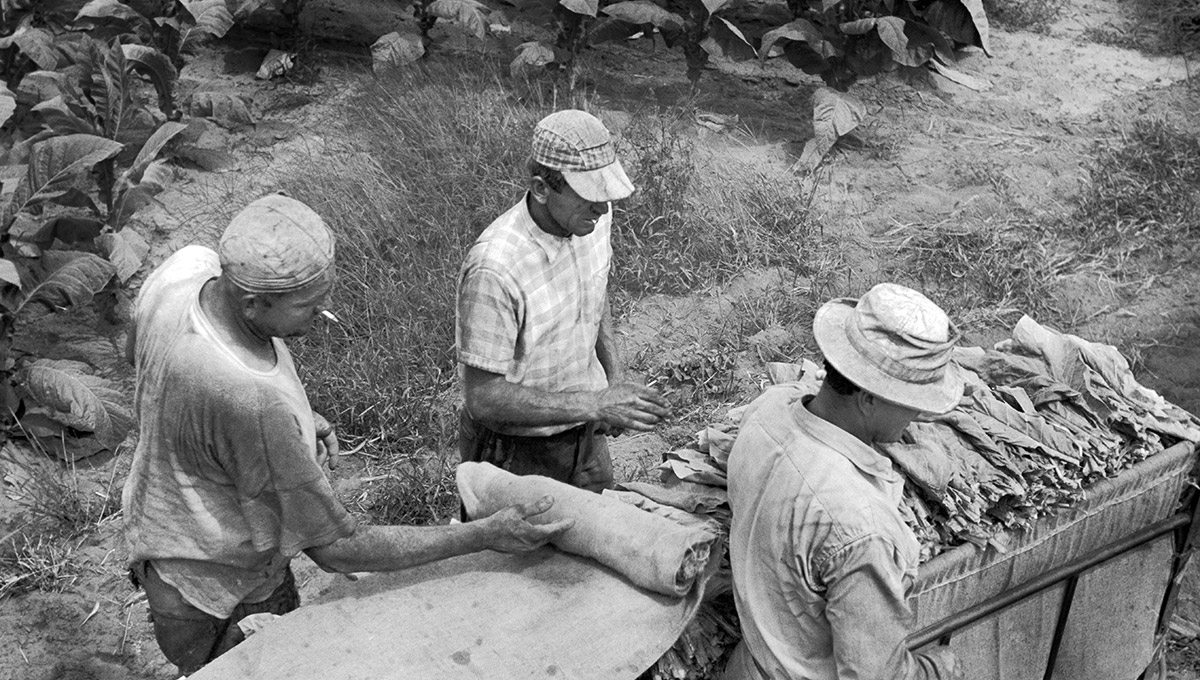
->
xmin=320 ymin=310 xmax=340 ymax=323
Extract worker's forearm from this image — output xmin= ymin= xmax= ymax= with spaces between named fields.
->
xmin=305 ymin=522 xmax=497 ymax=574
xmin=595 ymin=302 xmax=621 ymax=383
xmin=467 ymin=376 xmax=598 ymax=426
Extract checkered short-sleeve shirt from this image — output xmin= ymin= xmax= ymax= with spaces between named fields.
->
xmin=456 ymin=195 xmax=611 ymax=436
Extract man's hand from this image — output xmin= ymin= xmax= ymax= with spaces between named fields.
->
xmin=593 ymin=382 xmax=671 ymax=431
xmin=313 ymin=412 xmax=339 ymax=470
xmin=483 ymin=494 xmax=574 ymax=553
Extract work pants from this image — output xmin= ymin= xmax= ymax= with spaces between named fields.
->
xmin=130 ymin=560 xmax=300 ymax=676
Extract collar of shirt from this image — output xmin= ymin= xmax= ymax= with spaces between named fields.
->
xmin=518 ymin=192 xmax=571 ymax=263
xmin=790 ymin=394 xmax=902 ymax=484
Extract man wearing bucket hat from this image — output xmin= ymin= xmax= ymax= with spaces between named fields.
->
xmin=723 ymin=283 xmax=965 ymax=680
xmin=123 ymin=193 xmax=572 ymax=676
xmin=456 ymin=110 xmax=671 ymax=494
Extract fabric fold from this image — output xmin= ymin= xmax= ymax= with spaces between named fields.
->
xmin=457 ymin=461 xmax=718 ymax=597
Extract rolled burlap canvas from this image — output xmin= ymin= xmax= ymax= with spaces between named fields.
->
xmin=457 ymin=461 xmax=718 ymax=597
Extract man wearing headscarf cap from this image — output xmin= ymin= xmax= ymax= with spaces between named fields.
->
xmin=455 ymin=110 xmax=671 ymax=496
xmin=122 ymin=193 xmax=572 ymax=677
xmin=723 ymin=283 xmax=965 ymax=680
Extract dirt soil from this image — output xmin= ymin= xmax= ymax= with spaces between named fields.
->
xmin=2 ymin=0 xmax=1200 ymax=678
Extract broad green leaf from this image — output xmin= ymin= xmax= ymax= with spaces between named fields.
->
xmin=122 ymin=44 xmax=178 ymax=117
xmin=25 ymin=134 xmax=122 ymax=206
xmin=187 ymin=91 xmax=254 ymax=127
xmin=179 ymin=0 xmax=235 ymax=48
xmin=111 ymin=160 xmax=172 ymax=229
xmin=13 ymin=27 xmax=61 ymax=71
xmin=97 ymin=41 xmax=133 ymax=141
xmin=559 ymin=0 xmax=598 ymax=18
xmin=17 ymin=358 xmax=132 ymax=448
xmin=839 ymin=18 xmax=876 ymax=35
xmin=428 ymin=0 xmax=490 ymax=39
xmin=700 ymin=17 xmax=756 ymax=61
xmin=0 ymin=260 xmax=21 ymax=289
xmin=602 ymin=1 xmax=683 ymax=32
xmin=10 ymin=212 xmax=105 ymax=249
xmin=0 ymin=90 xmax=15 ymax=128
xmin=797 ymin=87 xmax=865 ymax=171
xmin=77 ymin=0 xmax=143 ymax=22
xmin=588 ymin=18 xmax=640 ymax=44
xmin=761 ymin=19 xmax=839 ymax=60
xmin=821 ymin=0 xmax=843 ymax=9
xmin=922 ymin=0 xmax=990 ymax=56
xmin=510 ymin=41 xmax=557 ymax=77
xmin=701 ymin=0 xmax=732 ymax=13
xmin=18 ymin=252 xmax=116 ymax=315
xmin=228 ymin=0 xmax=284 ymax=18
xmin=14 ymin=70 xmax=77 ymax=108
xmin=126 ymin=121 xmax=185 ymax=182
xmin=32 ymin=96 xmax=98 ymax=136
xmin=875 ymin=16 xmax=922 ymax=67
xmin=907 ymin=18 xmax=956 ymax=64
xmin=371 ymin=32 xmax=424 ymax=72
xmin=98 ymin=228 xmax=149 ymax=281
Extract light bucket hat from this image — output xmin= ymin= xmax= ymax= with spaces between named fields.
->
xmin=218 ymin=193 xmax=335 ymax=294
xmin=813 ymin=283 xmax=964 ymax=414
xmin=532 ymin=110 xmax=635 ymax=203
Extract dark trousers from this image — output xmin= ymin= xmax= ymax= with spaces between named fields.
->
xmin=131 ymin=561 xmax=300 ymax=676
xmin=459 ymin=410 xmax=614 ymax=510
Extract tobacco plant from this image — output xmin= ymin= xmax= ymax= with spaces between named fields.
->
xmin=0 ymin=0 xmax=242 ymax=460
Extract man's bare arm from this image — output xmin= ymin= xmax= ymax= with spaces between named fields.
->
xmin=595 ymin=297 xmax=621 ymax=383
xmin=305 ymin=496 xmax=573 ymax=573
xmin=461 ymin=365 xmax=670 ymax=432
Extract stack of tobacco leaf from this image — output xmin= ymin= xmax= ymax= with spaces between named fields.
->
xmin=628 ymin=318 xmax=1200 ymax=679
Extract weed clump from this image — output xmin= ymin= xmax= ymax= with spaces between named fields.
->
xmin=1070 ymin=119 xmax=1200 ymax=269
xmin=982 ymin=0 xmax=1068 ymax=33
xmin=886 ymin=220 xmax=1067 ymax=331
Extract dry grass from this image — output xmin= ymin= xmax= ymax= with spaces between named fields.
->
xmin=0 ymin=445 xmax=120 ymax=598
xmin=982 ymin=0 xmax=1069 ymax=33
xmin=884 ymin=218 xmax=1071 ymax=332
xmin=1067 ymin=119 xmax=1200 ymax=274
xmin=281 ymin=55 xmax=830 ymax=524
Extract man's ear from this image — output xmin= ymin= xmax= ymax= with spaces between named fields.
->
xmin=529 ymin=176 xmax=551 ymax=204
xmin=241 ymin=292 xmax=267 ymax=320
xmin=855 ymin=390 xmax=876 ymax=415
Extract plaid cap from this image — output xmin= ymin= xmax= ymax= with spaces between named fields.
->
xmin=532 ymin=110 xmax=617 ymax=171
xmin=532 ymin=110 xmax=634 ymax=202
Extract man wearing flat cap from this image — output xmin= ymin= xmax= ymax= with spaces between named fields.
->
xmin=723 ymin=283 xmax=965 ymax=680
xmin=456 ymin=110 xmax=671 ymax=493
xmin=122 ymin=193 xmax=572 ymax=676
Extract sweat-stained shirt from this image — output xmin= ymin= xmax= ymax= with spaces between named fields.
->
xmin=725 ymin=383 xmax=955 ymax=680
xmin=455 ymin=194 xmax=611 ymax=437
xmin=122 ymin=246 xmax=356 ymax=619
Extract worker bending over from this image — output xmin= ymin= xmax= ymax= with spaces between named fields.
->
xmin=122 ymin=194 xmax=570 ymax=676
xmin=724 ymin=283 xmax=965 ymax=680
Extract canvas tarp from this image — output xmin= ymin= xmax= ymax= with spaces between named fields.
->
xmin=910 ymin=440 xmax=1195 ymax=680
xmin=191 ymin=464 xmax=721 ymax=680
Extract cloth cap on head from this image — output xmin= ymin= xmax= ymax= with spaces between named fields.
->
xmin=813 ymin=283 xmax=964 ymax=414
xmin=218 ymin=193 xmax=334 ymax=294
xmin=532 ymin=110 xmax=635 ymax=203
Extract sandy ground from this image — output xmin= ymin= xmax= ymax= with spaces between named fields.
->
xmin=2 ymin=0 xmax=1199 ymax=677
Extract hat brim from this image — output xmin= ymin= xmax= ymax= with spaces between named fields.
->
xmin=813 ymin=299 xmax=964 ymax=414
xmin=563 ymin=159 xmax=635 ymax=202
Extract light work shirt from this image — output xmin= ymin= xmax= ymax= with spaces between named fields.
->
xmin=122 ymin=246 xmax=356 ymax=618
xmin=726 ymin=383 xmax=954 ymax=680
xmin=455 ymin=194 xmax=611 ymax=437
